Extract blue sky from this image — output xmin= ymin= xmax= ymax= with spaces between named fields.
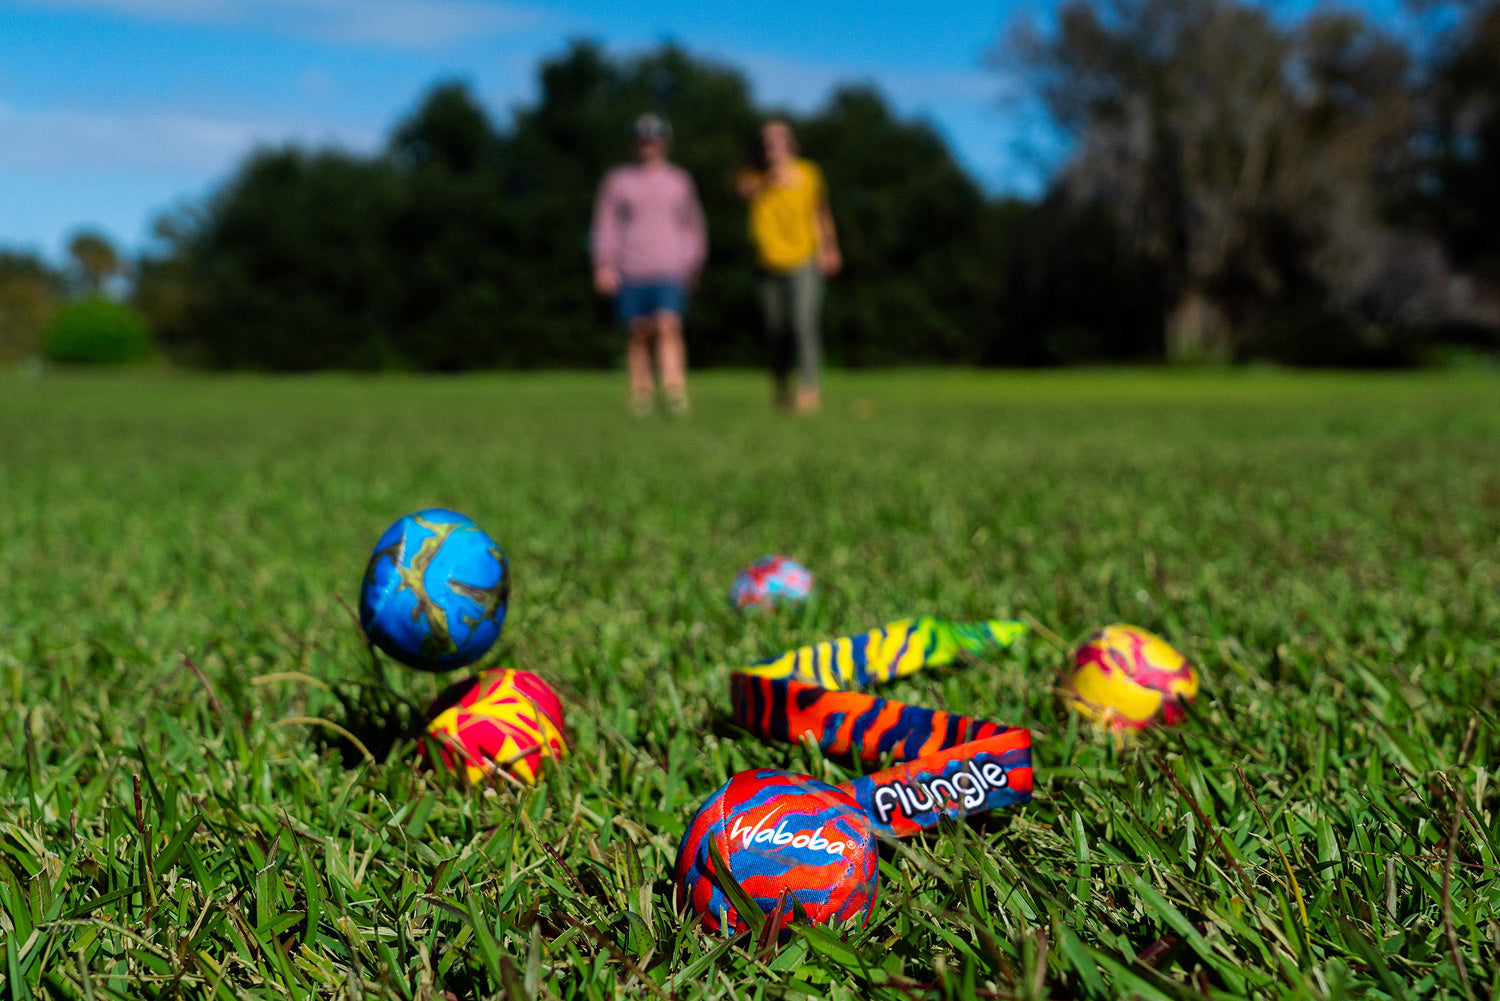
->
xmin=0 ymin=0 xmax=1062 ymax=261
xmin=0 ymin=0 xmax=1414 ymax=263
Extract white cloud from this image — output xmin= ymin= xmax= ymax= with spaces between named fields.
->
xmin=15 ymin=0 xmax=552 ymax=49
xmin=0 ymin=102 xmax=380 ymax=172
xmin=290 ymin=0 xmax=548 ymax=49
xmin=26 ymin=0 xmax=238 ymax=17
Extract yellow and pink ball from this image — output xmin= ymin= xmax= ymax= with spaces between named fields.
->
xmin=1067 ymin=624 xmax=1200 ymax=728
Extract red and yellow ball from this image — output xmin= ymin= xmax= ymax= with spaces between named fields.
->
xmin=421 ymin=668 xmax=568 ymax=784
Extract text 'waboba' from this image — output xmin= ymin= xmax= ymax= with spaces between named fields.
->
xmin=727 ymin=812 xmax=852 ymax=857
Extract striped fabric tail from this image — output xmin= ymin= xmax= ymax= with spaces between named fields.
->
xmin=730 ymin=616 xmax=1032 ymax=838
xmin=741 ymin=616 xmax=1028 ymax=688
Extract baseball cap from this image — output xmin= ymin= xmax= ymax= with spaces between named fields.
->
xmin=632 ymin=113 xmax=672 ymax=143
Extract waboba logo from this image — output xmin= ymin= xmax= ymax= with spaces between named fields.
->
xmin=871 ymin=757 xmax=1011 ymax=826
xmin=727 ymin=811 xmax=852 ymax=857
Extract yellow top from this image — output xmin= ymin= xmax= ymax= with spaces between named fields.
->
xmin=748 ymin=159 xmax=826 ymax=273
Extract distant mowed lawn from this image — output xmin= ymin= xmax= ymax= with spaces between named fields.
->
xmin=0 ymin=368 xmax=1496 ymax=1000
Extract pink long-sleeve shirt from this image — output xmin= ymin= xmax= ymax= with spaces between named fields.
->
xmin=590 ymin=162 xmax=707 ymax=283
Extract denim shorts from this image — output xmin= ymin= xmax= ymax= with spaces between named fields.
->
xmin=616 ymin=281 xmax=688 ymax=325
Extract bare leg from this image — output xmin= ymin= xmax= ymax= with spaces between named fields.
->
xmin=627 ymin=316 xmax=656 ymax=414
xmin=655 ymin=311 xmax=689 ymax=414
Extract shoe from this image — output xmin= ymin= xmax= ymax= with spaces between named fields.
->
xmin=630 ymin=395 xmax=654 ymax=417
xmin=666 ymin=394 xmax=692 ymax=417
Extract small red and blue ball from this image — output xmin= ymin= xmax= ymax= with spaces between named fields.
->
xmin=674 ymin=769 xmax=878 ymax=934
xmin=421 ymin=668 xmax=567 ymax=785
xmin=359 ymin=508 xmax=509 ymax=671
xmin=1067 ymin=624 xmax=1200 ymax=728
xmin=730 ymin=556 xmax=813 ymax=611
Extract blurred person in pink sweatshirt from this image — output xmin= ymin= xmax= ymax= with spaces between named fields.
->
xmin=591 ymin=113 xmax=707 ymax=416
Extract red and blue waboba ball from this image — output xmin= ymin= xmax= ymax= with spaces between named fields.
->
xmin=359 ymin=508 xmax=509 ymax=671
xmin=674 ymin=770 xmax=879 ymax=934
xmin=730 ymin=556 xmax=813 ymax=611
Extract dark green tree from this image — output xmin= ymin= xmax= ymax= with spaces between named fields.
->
xmin=384 ymin=82 xmax=515 ymax=370
xmin=133 ymin=209 xmax=203 ymax=362
xmin=997 ymin=195 xmax=1168 ymax=364
xmin=1009 ymin=0 xmax=1421 ymax=361
xmin=0 ymin=251 xmax=62 ymax=360
xmin=1419 ymin=1 xmax=1500 ymax=287
xmin=801 ymin=87 xmax=1011 ymax=365
xmin=180 ymin=148 xmax=404 ymax=369
xmin=67 ymin=230 xmax=120 ymax=295
xmin=145 ymin=41 xmax=1028 ymax=370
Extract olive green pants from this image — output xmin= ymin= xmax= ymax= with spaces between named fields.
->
xmin=759 ymin=261 xmax=824 ymax=394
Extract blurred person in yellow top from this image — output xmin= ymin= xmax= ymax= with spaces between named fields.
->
xmin=737 ymin=119 xmax=841 ymax=413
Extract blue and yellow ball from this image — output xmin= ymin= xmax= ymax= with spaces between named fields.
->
xmin=359 ymin=508 xmax=509 ymax=671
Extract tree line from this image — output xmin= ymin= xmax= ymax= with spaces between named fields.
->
xmin=3 ymin=0 xmax=1496 ymax=369
xmin=134 ymin=43 xmax=1023 ymax=371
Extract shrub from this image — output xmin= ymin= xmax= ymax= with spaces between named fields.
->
xmin=42 ymin=297 xmax=153 ymax=364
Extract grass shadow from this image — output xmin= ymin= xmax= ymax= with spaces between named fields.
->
xmin=316 ymin=679 xmax=427 ymax=768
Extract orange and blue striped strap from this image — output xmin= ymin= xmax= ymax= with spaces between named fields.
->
xmin=731 ymin=617 xmax=1033 ymax=838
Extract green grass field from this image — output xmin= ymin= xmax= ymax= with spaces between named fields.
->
xmin=1 ymin=369 xmax=1497 ymax=1000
